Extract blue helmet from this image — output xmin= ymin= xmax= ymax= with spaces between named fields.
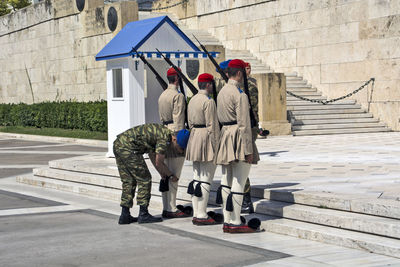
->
xmin=217 ymin=60 xmax=231 ymax=72
xmin=176 ymin=129 xmax=190 ymax=149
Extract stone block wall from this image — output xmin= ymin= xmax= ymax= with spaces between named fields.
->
xmin=156 ymin=0 xmax=400 ymax=131
xmin=0 ymin=0 xmax=138 ymax=104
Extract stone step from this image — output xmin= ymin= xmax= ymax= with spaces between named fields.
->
xmin=286 ymin=80 xmax=308 ymax=85
xmin=293 ymin=113 xmax=372 ymax=120
xmin=287 ymin=88 xmax=318 ymax=93
xmin=30 ymin=162 xmax=400 ymax=221
xmin=292 ymin=122 xmax=386 ymax=130
xmin=286 ymin=91 xmax=321 ymax=96
xmin=255 ymin=200 xmax=400 ymax=239
xmin=287 ymin=96 xmax=327 ymax=101
xmin=286 ymin=76 xmax=305 ymax=81
xmin=292 ymin=117 xmax=379 ymax=125
xmin=291 ymin=109 xmax=366 ymax=115
xmin=287 ymin=100 xmax=356 ymax=106
xmin=293 ymin=127 xmax=391 ymax=136
xmin=27 ymin=168 xmax=400 ymax=240
xmin=288 ymin=104 xmax=362 ymax=111
xmin=34 ymin=166 xmax=203 ymax=193
xmin=16 ymin=174 xmax=191 ymax=211
xmin=262 ymin=216 xmax=400 ymax=259
xmin=286 ymin=84 xmax=312 ymax=88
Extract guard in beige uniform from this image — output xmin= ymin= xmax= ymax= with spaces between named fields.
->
xmin=215 ymin=59 xmax=260 ymax=233
xmin=158 ymin=67 xmax=189 ymax=218
xmin=186 ymin=73 xmax=221 ymax=225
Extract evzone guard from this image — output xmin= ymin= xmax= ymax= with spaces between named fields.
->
xmin=215 ymin=59 xmax=261 ymax=233
xmin=186 ymin=73 xmax=222 ymax=225
xmin=158 ymin=67 xmax=193 ymax=218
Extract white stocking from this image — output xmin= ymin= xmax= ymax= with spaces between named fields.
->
xmin=196 ymin=162 xmax=217 ymax=219
xmin=162 ymin=157 xmax=185 ymax=212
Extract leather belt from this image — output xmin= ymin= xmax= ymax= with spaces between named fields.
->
xmin=221 ymin=121 xmax=237 ymax=126
xmin=163 ymin=120 xmax=173 ymax=125
xmin=192 ymin=124 xmax=206 ymax=128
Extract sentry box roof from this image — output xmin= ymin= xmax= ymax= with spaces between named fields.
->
xmin=95 ymin=16 xmax=219 ymax=61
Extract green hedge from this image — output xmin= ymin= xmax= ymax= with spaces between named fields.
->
xmin=0 ymin=101 xmax=107 ymax=132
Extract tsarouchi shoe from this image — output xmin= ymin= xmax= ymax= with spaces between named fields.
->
xmin=192 ymin=216 xmax=218 ymax=226
xmin=162 ymin=210 xmax=191 ymax=218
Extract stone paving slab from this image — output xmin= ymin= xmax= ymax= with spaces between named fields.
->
xmin=0 ymin=139 xmax=59 ymax=148
xmin=2 ymin=178 xmax=400 ymax=266
xmin=0 ymin=189 xmax=64 ymax=210
xmin=2 ymin=145 xmax=108 ymax=152
xmin=0 ymin=168 xmax=32 ymax=178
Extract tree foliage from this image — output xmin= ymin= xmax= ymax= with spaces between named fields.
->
xmin=0 ymin=0 xmax=32 ymax=16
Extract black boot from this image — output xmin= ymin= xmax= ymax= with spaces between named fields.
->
xmin=118 ymin=206 xmax=138 ymax=225
xmin=138 ymin=205 xmax=163 ymax=224
xmin=241 ymin=192 xmax=254 ymax=214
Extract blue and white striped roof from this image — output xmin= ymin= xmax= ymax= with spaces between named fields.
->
xmin=96 ymin=16 xmax=218 ymax=61
xmin=132 ymin=51 xmax=219 ymax=59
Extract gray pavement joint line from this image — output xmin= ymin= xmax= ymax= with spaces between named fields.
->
xmin=0 ymin=144 xmax=69 ymax=150
xmin=82 ymin=209 xmax=291 ymax=262
xmin=0 ymin=133 xmax=108 ymax=147
xmin=0 ymin=207 xmax=89 ymax=218
xmin=0 ymin=189 xmax=67 ymax=207
xmin=0 ymin=151 xmax=103 ymax=155
xmin=0 ymin=165 xmax=46 ymax=168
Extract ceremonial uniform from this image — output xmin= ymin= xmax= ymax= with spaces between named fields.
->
xmin=216 ymin=77 xmax=253 ymax=225
xmin=114 ymin=124 xmax=172 ymax=209
xmin=158 ymin=76 xmax=186 ymax=213
xmin=186 ymin=73 xmax=220 ymax=223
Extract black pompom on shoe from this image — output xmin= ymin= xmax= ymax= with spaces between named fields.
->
xmin=248 ymin=218 xmax=261 ymax=230
xmin=177 ymin=205 xmax=193 ymax=216
xmin=207 ymin=211 xmax=224 ymax=224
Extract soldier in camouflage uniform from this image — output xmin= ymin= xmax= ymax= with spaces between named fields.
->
xmin=114 ymin=123 xmax=190 ymax=224
xmin=241 ymin=62 xmax=260 ymax=214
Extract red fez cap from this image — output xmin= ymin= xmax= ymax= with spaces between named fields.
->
xmin=167 ymin=67 xmax=181 ymax=76
xmin=228 ymin=59 xmax=246 ymax=69
xmin=198 ymin=73 xmax=214 ymax=83
xmin=245 ymin=62 xmax=251 ymax=68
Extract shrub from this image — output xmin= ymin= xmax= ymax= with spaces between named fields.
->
xmin=0 ymin=101 xmax=107 ymax=132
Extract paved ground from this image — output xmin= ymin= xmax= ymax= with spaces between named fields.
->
xmin=1 ymin=134 xmax=400 ymax=266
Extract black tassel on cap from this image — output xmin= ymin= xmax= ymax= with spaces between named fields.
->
xmin=194 ymin=182 xmax=202 ymax=197
xmin=226 ymin=193 xmax=234 ymax=211
xmin=187 ymin=180 xmax=195 ymax=195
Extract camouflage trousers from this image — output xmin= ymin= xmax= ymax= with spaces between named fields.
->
xmin=244 ymin=178 xmax=251 ymax=194
xmin=113 ymin=139 xmax=152 ymax=208
xmin=243 ymin=126 xmax=259 ymax=194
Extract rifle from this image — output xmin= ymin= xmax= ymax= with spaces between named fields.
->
xmin=131 ymin=48 xmax=168 ymax=90
xmin=193 ymin=37 xmax=269 ymax=137
xmin=193 ymin=35 xmax=228 ymax=83
xmin=178 ymin=76 xmax=189 ymax=128
xmin=155 ymin=49 xmax=198 ymax=95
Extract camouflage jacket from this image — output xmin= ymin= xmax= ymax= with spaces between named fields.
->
xmin=248 ymin=77 xmax=259 ymax=123
xmin=116 ymin=123 xmax=172 ymax=155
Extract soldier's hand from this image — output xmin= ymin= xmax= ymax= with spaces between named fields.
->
xmin=170 ymin=175 xmax=179 ymax=182
xmin=245 ymin=154 xmax=253 ymax=164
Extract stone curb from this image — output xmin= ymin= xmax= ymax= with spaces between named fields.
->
xmin=0 ymin=133 xmax=108 ymax=147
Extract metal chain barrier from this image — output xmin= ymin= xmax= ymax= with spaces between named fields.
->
xmin=286 ymin=78 xmax=375 ymax=105
xmin=141 ymin=0 xmax=189 ymax=11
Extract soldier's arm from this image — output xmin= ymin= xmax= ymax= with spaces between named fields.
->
xmin=173 ymin=94 xmax=186 ymax=131
xmin=249 ymin=83 xmax=259 ymax=122
xmin=148 ymin=152 xmax=175 ymax=180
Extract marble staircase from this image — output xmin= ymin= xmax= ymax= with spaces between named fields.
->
xmin=16 ymin=155 xmax=400 ymax=259
xmin=147 ymin=11 xmax=391 ymax=136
